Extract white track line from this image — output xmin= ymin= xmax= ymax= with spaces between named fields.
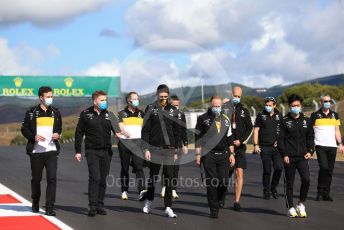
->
xmin=0 ymin=183 xmax=73 ymax=230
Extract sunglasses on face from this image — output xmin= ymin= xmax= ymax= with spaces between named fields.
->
xmin=265 ymin=97 xmax=276 ymax=103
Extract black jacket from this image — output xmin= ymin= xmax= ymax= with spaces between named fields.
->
xmin=141 ymin=101 xmax=180 ymax=149
xmin=75 ymin=106 xmax=119 ymax=153
xmin=223 ymin=102 xmax=253 ymax=145
xmin=176 ymin=109 xmax=188 ymax=148
xmin=21 ymin=105 xmax=62 ymax=155
xmin=254 ymin=109 xmax=282 ymax=146
xmin=277 ymin=112 xmax=315 ymax=157
xmin=195 ymin=109 xmax=233 ymax=153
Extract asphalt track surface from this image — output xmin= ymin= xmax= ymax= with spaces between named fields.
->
xmin=0 ymin=144 xmax=343 ymax=230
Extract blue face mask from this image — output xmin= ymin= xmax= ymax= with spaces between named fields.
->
xmin=291 ymin=106 xmax=301 ymax=115
xmin=132 ymin=100 xmax=139 ymax=107
xmin=99 ymin=101 xmax=108 ymax=111
xmin=323 ymin=102 xmax=331 ymax=109
xmin=211 ymin=107 xmax=222 ymax=116
xmin=232 ymin=97 xmax=240 ymax=104
xmin=265 ymin=106 xmax=273 ymax=113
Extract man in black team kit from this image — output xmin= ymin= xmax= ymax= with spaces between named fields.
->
xmin=21 ymin=86 xmax=62 ymax=216
xmin=118 ymin=92 xmax=146 ymax=201
xmin=161 ymin=95 xmax=188 ymax=199
xmin=141 ymin=84 xmax=180 ymax=218
xmin=223 ymin=86 xmax=253 ymax=211
xmin=195 ymin=96 xmax=235 ymax=218
xmin=253 ymin=97 xmax=283 ymax=200
xmin=277 ymin=94 xmax=314 ymax=218
xmin=74 ymin=90 xmax=120 ymax=217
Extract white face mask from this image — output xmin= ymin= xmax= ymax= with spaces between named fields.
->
xmin=44 ymin=98 xmax=53 ymax=106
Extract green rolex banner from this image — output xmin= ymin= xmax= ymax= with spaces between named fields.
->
xmin=0 ymin=76 xmax=120 ymax=97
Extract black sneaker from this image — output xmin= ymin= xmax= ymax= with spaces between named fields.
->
xmin=219 ymin=199 xmax=225 ymax=208
xmin=233 ymin=202 xmax=241 ymax=212
xmin=88 ymin=207 xmax=97 ymax=217
xmin=323 ymin=195 xmax=334 ymax=202
xmin=271 ymin=189 xmax=279 ymax=199
xmin=96 ymin=207 xmax=107 ymax=215
xmin=45 ymin=208 xmax=56 ymax=216
xmin=32 ymin=202 xmax=39 ymax=213
xmin=210 ymin=209 xmax=219 ymax=219
xmin=316 ymin=192 xmax=322 ymax=201
xmin=263 ymin=192 xmax=271 ymax=200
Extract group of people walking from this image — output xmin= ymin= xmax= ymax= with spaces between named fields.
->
xmin=21 ymin=84 xmax=343 ymax=219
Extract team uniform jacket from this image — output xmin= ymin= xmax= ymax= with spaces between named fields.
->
xmin=277 ymin=112 xmax=315 ymax=157
xmin=141 ymin=101 xmax=180 ymax=150
xmin=195 ymin=109 xmax=234 ymax=153
xmin=21 ymin=105 xmax=62 ymax=155
xmin=223 ymin=102 xmax=253 ymax=144
xmin=75 ymin=106 xmax=119 ymax=153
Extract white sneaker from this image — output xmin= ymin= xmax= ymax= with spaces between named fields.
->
xmin=172 ymin=190 xmax=179 ymax=199
xmin=139 ymin=190 xmax=147 ymax=201
xmin=296 ymin=203 xmax=307 ymax=218
xmin=165 ymin=207 xmax=177 ymax=218
xmin=288 ymin=207 xmax=298 ymax=218
xmin=121 ymin=191 xmax=128 ymax=200
xmin=161 ymin=186 xmax=166 ymax=198
xmin=143 ymin=200 xmax=152 ymax=214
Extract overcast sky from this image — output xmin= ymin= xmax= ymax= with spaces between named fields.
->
xmin=0 ymin=0 xmax=343 ymax=94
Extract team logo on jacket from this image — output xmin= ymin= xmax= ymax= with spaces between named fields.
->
xmin=152 ymin=108 xmax=158 ymax=115
xmin=224 ymin=119 xmax=230 ymax=127
xmin=169 ymin=108 xmax=174 ymax=116
xmin=303 ymin=120 xmax=307 ymax=128
xmin=138 ymin=112 xmax=142 ymax=118
xmin=203 ymin=119 xmax=211 ymax=126
xmin=123 ymin=112 xmax=128 ymax=117
xmin=178 ymin=113 xmax=182 ymax=119
xmin=241 ymin=109 xmax=245 ymax=117
xmin=261 ymin=114 xmax=267 ymax=120
xmin=276 ymin=115 xmax=280 ymax=121
xmin=105 ymin=113 xmax=110 ymax=120
xmin=286 ymin=121 xmax=293 ymax=128
xmin=86 ymin=113 xmax=94 ymax=119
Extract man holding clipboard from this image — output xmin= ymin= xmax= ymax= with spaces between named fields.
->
xmin=21 ymin=86 xmax=62 ymax=216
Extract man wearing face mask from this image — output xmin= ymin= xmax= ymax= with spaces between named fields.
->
xmin=310 ymin=95 xmax=344 ymax=201
xmin=277 ymin=94 xmax=314 ymax=218
xmin=117 ymin=92 xmax=147 ymax=201
xmin=253 ymin=97 xmax=283 ymax=200
xmin=21 ymin=86 xmax=62 ymax=216
xmin=161 ymin=95 xmax=188 ymax=199
xmin=195 ymin=96 xmax=235 ymax=218
xmin=223 ymin=86 xmax=253 ymax=212
xmin=141 ymin=84 xmax=180 ymax=218
xmin=74 ymin=90 xmax=120 ymax=217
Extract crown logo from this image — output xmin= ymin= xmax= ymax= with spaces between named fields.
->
xmin=64 ymin=77 xmax=74 ymax=88
xmin=14 ymin=77 xmax=23 ymax=87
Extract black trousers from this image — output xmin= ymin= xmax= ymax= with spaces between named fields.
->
xmin=162 ymin=151 xmax=181 ymax=190
xmin=30 ymin=151 xmax=58 ymax=208
xmin=85 ymin=148 xmax=112 ymax=208
xmin=260 ymin=146 xmax=283 ymax=193
xmin=145 ymin=148 xmax=174 ymax=208
xmin=202 ymin=151 xmax=230 ymax=211
xmin=284 ymin=156 xmax=310 ymax=208
xmin=118 ymin=140 xmax=146 ymax=193
xmin=316 ymin=146 xmax=337 ymax=195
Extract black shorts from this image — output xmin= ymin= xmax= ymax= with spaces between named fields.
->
xmin=234 ymin=146 xmax=247 ymax=169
